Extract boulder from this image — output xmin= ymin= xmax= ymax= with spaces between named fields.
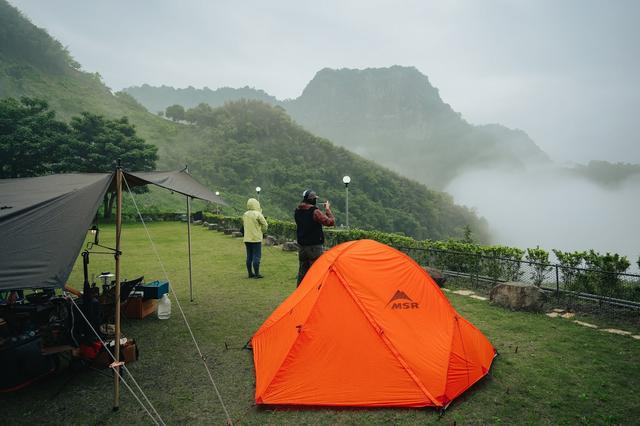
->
xmin=424 ymin=266 xmax=446 ymax=287
xmin=265 ymin=235 xmax=278 ymax=246
xmin=282 ymin=241 xmax=299 ymax=252
xmin=193 ymin=220 xmax=203 ymax=225
xmin=207 ymin=224 xmax=217 ymax=230
xmin=489 ymin=281 xmax=545 ymax=311
xmin=223 ymin=229 xmax=233 ymax=235
xmin=232 ymin=231 xmax=243 ymax=238
xmin=202 ymin=221 xmax=209 ymax=227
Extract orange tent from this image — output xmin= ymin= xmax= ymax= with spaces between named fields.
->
xmin=251 ymin=239 xmax=496 ymax=408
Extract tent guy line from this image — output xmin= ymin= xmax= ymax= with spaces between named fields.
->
xmin=123 ymin=175 xmax=234 ymax=426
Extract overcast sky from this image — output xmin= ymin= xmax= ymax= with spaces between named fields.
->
xmin=9 ymin=0 xmax=640 ymax=164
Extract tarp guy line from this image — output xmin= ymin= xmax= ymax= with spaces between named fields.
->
xmin=123 ymin=175 xmax=234 ymax=426
xmin=68 ymin=297 xmax=164 ymax=425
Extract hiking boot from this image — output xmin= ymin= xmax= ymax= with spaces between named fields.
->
xmin=248 ymin=273 xmax=255 ymax=278
xmin=253 ymin=274 xmax=264 ymax=279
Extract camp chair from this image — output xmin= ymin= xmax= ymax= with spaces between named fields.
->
xmin=99 ymin=276 xmax=144 ymax=324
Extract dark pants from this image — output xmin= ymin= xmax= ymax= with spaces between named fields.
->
xmin=245 ymin=242 xmax=262 ymax=277
xmin=297 ymin=245 xmax=324 ymax=286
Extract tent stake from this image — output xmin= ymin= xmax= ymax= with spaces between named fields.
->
xmin=113 ymin=164 xmax=123 ymax=411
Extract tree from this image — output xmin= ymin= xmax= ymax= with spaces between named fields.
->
xmin=462 ymin=224 xmax=474 ymax=244
xmin=0 ymin=97 xmax=69 ymax=178
xmin=0 ymin=97 xmax=158 ymax=218
xmin=67 ymin=112 xmax=157 ymax=172
xmin=185 ymin=103 xmax=215 ymax=126
xmin=67 ymin=112 xmax=158 ymax=218
xmin=165 ymin=104 xmax=185 ymax=122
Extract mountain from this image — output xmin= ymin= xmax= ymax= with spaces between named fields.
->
xmin=126 ymin=66 xmax=551 ymax=189
xmin=286 ymin=66 xmax=551 ymax=188
xmin=0 ymin=0 xmax=487 ymax=242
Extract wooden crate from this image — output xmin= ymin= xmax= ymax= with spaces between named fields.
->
xmin=123 ymin=298 xmax=157 ymax=319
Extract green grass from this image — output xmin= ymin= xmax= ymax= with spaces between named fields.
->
xmin=2 ymin=222 xmax=639 ymax=425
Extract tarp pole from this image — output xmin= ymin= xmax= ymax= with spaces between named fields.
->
xmin=187 ymin=195 xmax=193 ymax=302
xmin=113 ymin=165 xmax=123 ymax=411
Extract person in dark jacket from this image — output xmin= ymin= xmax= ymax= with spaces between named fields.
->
xmin=294 ymin=190 xmax=335 ymax=286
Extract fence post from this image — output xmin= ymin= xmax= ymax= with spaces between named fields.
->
xmin=556 ymin=263 xmax=560 ymax=303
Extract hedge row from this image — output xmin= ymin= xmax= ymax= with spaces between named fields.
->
xmin=198 ymin=212 xmax=640 ymax=301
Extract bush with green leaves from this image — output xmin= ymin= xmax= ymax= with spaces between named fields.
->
xmin=526 ymin=246 xmax=552 ymax=286
xmin=552 ymin=250 xmax=585 ymax=292
xmin=582 ymin=250 xmax=630 ymax=298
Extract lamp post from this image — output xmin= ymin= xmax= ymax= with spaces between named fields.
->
xmin=89 ymin=225 xmax=99 ymax=244
xmin=342 ymin=176 xmax=351 ymax=228
xmin=256 ymin=186 xmax=261 ymax=202
xmin=215 ymin=191 xmax=220 ymax=215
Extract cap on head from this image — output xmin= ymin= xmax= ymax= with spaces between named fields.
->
xmin=302 ymin=189 xmax=318 ymax=201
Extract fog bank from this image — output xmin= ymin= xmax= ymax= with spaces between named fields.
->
xmin=445 ymin=166 xmax=640 ymax=272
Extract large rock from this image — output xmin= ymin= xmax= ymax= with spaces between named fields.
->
xmin=489 ymin=281 xmax=545 ymax=311
xmin=282 ymin=241 xmax=299 ymax=252
xmin=424 ymin=266 xmax=446 ymax=287
xmin=265 ymin=235 xmax=278 ymax=246
xmin=232 ymin=231 xmax=243 ymax=238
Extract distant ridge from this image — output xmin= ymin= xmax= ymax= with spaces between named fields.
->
xmin=126 ymin=66 xmax=551 ymax=189
xmin=124 ymin=84 xmax=278 ymax=114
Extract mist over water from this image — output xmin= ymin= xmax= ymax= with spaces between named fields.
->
xmin=445 ymin=166 xmax=640 ymax=272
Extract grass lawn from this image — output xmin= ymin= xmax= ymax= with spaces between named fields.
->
xmin=2 ymin=222 xmax=639 ymax=425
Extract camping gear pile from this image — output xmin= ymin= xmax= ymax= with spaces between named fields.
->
xmin=0 ymin=170 xmax=225 ymax=397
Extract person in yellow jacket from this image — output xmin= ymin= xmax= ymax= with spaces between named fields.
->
xmin=243 ymin=198 xmax=268 ymax=278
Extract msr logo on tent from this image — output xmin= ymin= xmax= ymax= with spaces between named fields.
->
xmin=386 ymin=290 xmax=419 ymax=310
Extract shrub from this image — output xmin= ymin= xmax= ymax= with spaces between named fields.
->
xmin=526 ymin=246 xmax=552 ymax=286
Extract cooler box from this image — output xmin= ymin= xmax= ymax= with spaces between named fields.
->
xmin=136 ymin=280 xmax=169 ymax=299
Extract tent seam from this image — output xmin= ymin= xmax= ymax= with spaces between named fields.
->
xmin=442 ymin=315 xmax=458 ymax=403
xmin=253 ymin=240 xmax=359 ymax=339
xmin=332 ymin=266 xmax=441 ymax=407
xmin=252 ymin=267 xmax=332 ymax=339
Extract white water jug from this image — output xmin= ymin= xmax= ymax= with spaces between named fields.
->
xmin=157 ymin=294 xmax=171 ymax=320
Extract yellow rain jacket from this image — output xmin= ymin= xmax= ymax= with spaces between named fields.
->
xmin=243 ymin=198 xmax=268 ymax=243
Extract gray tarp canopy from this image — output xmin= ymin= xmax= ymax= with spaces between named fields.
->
xmin=0 ymin=170 xmax=226 ymax=291
xmin=119 ymin=170 xmax=227 ymax=205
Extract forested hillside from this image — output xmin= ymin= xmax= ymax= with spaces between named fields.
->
xmin=568 ymin=160 xmax=640 ymax=187
xmin=0 ymin=0 xmax=204 ymax=167
xmin=0 ymin=0 xmax=488 ymax=241
xmin=176 ymin=100 xmax=488 ymax=240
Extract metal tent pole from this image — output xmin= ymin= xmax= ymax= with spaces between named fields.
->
xmin=187 ymin=195 xmax=193 ymax=302
xmin=345 ymin=185 xmax=349 ymax=228
xmin=113 ymin=164 xmax=123 ymax=411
